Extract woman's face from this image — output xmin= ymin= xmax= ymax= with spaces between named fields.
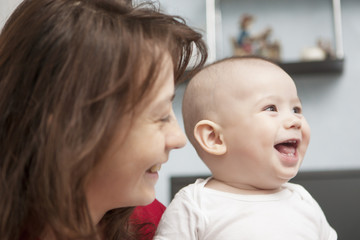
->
xmin=86 ymin=58 xmax=186 ymax=223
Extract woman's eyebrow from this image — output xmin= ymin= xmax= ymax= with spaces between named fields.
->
xmin=152 ymin=92 xmax=175 ymax=110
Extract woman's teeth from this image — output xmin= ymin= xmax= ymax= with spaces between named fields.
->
xmin=149 ymin=164 xmax=161 ymax=173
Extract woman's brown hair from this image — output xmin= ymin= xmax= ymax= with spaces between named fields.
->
xmin=0 ymin=0 xmax=207 ymax=239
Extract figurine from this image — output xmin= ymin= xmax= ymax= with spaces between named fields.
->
xmin=233 ymin=14 xmax=281 ymax=61
xmin=236 ymin=14 xmax=254 ymax=54
xmin=317 ymin=38 xmax=335 ymax=59
xmin=300 ymin=38 xmax=335 ymax=61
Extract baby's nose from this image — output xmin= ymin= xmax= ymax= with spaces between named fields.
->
xmin=284 ymin=115 xmax=302 ymax=129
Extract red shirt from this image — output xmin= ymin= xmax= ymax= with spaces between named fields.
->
xmin=30 ymin=200 xmax=166 ymax=240
xmin=130 ymin=199 xmax=166 ymax=239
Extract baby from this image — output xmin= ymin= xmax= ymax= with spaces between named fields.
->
xmin=154 ymin=57 xmax=337 ymax=239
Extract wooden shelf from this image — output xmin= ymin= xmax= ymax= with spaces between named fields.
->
xmin=183 ymin=58 xmax=345 ymax=80
xmin=278 ymin=58 xmax=344 ymax=75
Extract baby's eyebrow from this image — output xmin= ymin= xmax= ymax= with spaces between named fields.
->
xmin=296 ymin=97 xmax=303 ymax=105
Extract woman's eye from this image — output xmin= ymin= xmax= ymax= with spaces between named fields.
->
xmin=160 ymin=115 xmax=171 ymax=122
xmin=293 ymin=106 xmax=302 ymax=114
xmin=264 ymin=105 xmax=277 ymax=112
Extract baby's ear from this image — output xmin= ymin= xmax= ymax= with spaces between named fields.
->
xmin=194 ymin=120 xmax=227 ymax=155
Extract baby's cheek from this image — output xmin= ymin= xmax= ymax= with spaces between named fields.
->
xmin=302 ymin=120 xmax=311 ymax=144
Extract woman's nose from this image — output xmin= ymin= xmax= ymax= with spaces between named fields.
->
xmin=167 ymin=113 xmax=187 ymax=150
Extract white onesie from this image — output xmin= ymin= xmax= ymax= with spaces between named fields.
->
xmin=155 ymin=178 xmax=337 ymax=240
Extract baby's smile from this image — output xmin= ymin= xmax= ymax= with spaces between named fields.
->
xmin=274 ymin=139 xmax=299 ymax=157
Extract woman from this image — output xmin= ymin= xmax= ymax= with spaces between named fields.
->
xmin=0 ymin=0 xmax=207 ymax=239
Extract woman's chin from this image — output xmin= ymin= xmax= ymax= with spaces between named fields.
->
xmin=135 ymin=189 xmax=156 ymax=206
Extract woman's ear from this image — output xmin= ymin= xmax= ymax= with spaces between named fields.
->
xmin=194 ymin=120 xmax=227 ymax=155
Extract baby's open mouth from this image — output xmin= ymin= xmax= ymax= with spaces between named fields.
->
xmin=274 ymin=140 xmax=299 ymax=156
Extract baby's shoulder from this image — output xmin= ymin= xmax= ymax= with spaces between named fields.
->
xmin=172 ymin=177 xmax=210 ymax=203
xmin=283 ymin=182 xmax=315 ymax=202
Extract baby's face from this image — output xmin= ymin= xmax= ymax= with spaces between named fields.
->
xmin=216 ymin=62 xmax=311 ymax=189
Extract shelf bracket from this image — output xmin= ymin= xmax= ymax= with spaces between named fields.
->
xmin=206 ymin=0 xmax=216 ymax=63
xmin=332 ymin=0 xmax=344 ymax=59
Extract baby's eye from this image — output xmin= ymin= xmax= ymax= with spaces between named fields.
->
xmin=293 ymin=106 xmax=302 ymax=114
xmin=264 ymin=105 xmax=277 ymax=112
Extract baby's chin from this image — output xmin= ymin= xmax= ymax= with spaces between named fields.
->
xmin=275 ymin=171 xmax=299 ymax=185
xmin=250 ymin=173 xmax=296 ymax=191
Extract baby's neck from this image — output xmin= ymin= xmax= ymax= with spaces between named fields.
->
xmin=205 ymin=178 xmax=282 ymax=195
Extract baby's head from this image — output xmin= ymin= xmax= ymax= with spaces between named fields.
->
xmin=182 ymin=57 xmax=311 ymax=190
